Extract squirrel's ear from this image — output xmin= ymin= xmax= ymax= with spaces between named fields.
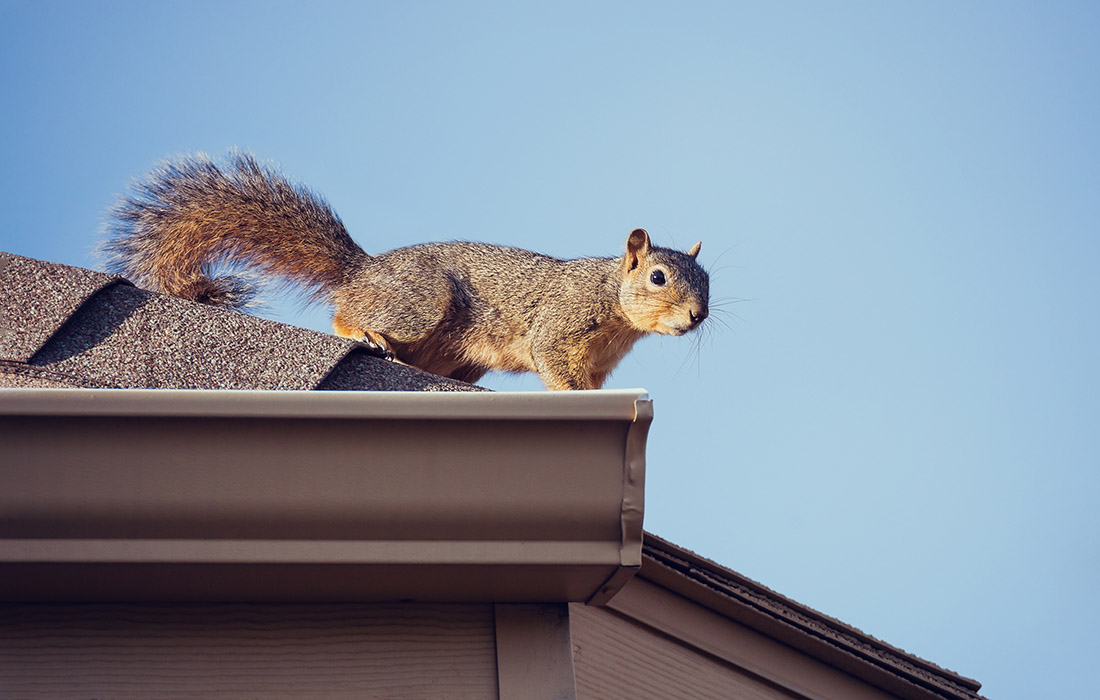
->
xmin=687 ymin=241 xmax=702 ymax=259
xmin=625 ymin=229 xmax=651 ymax=270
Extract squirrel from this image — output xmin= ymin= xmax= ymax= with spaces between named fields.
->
xmin=102 ymin=151 xmax=709 ymax=390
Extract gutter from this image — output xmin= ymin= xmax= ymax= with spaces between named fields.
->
xmin=0 ymin=388 xmax=651 ymax=604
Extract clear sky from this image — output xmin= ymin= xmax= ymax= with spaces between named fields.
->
xmin=3 ymin=2 xmax=1097 ymax=697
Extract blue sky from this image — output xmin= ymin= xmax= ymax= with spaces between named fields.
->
xmin=3 ymin=2 xmax=1098 ymax=697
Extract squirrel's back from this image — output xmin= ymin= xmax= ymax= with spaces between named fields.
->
xmin=103 ymin=151 xmax=710 ymax=390
xmin=102 ymin=151 xmax=365 ymax=308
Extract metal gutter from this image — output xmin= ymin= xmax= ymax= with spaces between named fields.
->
xmin=586 ymin=396 xmax=649 ymax=606
xmin=1 ymin=387 xmax=650 ymax=420
xmin=0 ymin=389 xmax=651 ymax=603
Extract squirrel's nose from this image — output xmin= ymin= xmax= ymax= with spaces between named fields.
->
xmin=689 ymin=308 xmax=707 ymax=326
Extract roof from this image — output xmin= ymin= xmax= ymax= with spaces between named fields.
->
xmin=0 ymin=252 xmax=479 ymax=391
xmin=636 ymin=533 xmax=986 ymax=700
xmin=2 ymin=250 xmax=984 ymax=698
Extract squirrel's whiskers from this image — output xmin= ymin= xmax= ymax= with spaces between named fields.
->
xmin=103 ymin=151 xmax=710 ymax=390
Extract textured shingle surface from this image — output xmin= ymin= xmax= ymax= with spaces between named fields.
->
xmin=0 ymin=253 xmax=125 ymax=362
xmin=0 ymin=252 xmax=482 ymax=392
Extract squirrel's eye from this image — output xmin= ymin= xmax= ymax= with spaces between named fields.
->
xmin=649 ymin=269 xmax=666 ymax=286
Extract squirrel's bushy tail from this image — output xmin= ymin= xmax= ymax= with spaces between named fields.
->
xmin=102 ymin=150 xmax=366 ymax=308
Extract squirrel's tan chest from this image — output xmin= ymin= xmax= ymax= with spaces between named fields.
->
xmin=583 ymin=321 xmax=644 ymax=377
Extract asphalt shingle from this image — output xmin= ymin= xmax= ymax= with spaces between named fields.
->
xmin=0 ymin=252 xmax=482 ymax=392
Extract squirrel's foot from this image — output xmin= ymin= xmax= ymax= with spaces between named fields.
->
xmin=357 ymin=336 xmax=395 ymax=361
xmin=358 ymin=330 xmax=412 ymax=366
xmin=333 ymin=320 xmax=408 ymax=365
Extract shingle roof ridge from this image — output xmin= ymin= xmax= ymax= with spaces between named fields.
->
xmin=1 ymin=252 xmax=481 ymax=392
xmin=0 ymin=252 xmax=130 ymax=362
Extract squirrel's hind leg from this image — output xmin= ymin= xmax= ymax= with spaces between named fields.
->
xmin=332 ymin=316 xmax=404 ymax=364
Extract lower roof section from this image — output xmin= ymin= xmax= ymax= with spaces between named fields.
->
xmin=633 ymin=534 xmax=985 ymax=700
xmin=0 ymin=388 xmax=651 ymax=604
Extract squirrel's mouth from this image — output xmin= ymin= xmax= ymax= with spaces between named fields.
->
xmin=631 ymin=305 xmax=708 ymax=336
xmin=661 ymin=319 xmax=705 ymax=336
xmin=666 ymin=308 xmax=707 ymax=335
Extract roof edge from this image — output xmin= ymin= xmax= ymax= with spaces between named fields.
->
xmin=639 ymin=533 xmax=984 ymax=700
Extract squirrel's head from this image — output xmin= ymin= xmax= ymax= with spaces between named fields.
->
xmin=618 ymin=228 xmax=710 ymax=336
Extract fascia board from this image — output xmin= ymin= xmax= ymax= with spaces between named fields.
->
xmin=0 ymin=389 xmax=650 ymax=604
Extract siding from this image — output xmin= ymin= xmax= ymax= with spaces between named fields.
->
xmin=0 ymin=603 xmax=498 ymax=699
xmin=570 ymin=603 xmax=801 ymax=700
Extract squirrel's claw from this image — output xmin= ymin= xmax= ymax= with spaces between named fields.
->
xmin=357 ymin=337 xmax=396 ymax=362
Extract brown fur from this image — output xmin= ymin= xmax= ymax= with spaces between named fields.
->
xmin=103 ymin=151 xmax=710 ymax=390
